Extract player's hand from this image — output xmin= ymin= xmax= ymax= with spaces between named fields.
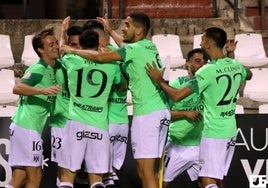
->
xmin=61 ymin=16 xmax=70 ymax=33
xmin=225 ymin=39 xmax=237 ymax=53
xmin=145 ymin=61 xmax=165 ymax=83
xmin=99 ymin=45 xmax=111 ymax=53
xmin=60 ymin=44 xmax=75 ymax=54
xmin=97 ymin=13 xmax=112 ymax=33
xmin=184 ymin=111 xmax=202 ymax=121
xmin=42 ymin=85 xmax=61 ymax=96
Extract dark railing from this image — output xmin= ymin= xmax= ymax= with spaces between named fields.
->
xmin=221 ymin=0 xmax=239 ymax=23
xmin=107 ymin=0 xmax=124 ymax=18
xmin=260 ymin=0 xmax=265 ymax=30
xmin=222 ymin=0 xmax=266 ymax=28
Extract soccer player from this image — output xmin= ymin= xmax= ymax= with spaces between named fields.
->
xmin=145 ymin=27 xmax=252 ymax=188
xmin=163 ymin=48 xmax=207 ymax=188
xmin=58 ymin=30 xmax=123 ymax=188
xmin=83 ymin=20 xmax=129 ymax=187
xmin=49 ymin=17 xmax=84 ymax=187
xmin=60 ymin=12 xmax=170 ymax=188
xmin=6 ymin=28 xmax=61 ymax=188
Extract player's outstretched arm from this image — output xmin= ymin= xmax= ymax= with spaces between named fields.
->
xmin=13 ymin=81 xmax=61 ymax=96
xmin=171 ymin=110 xmax=202 ymax=121
xmin=145 ymin=61 xmax=193 ymax=102
xmin=60 ymin=44 xmax=122 ymax=63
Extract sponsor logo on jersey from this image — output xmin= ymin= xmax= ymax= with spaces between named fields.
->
xmin=22 ymin=72 xmax=31 ymax=79
xmin=108 ymin=97 xmax=126 ymax=104
xmin=73 ymin=102 xmax=103 ymax=112
xmin=220 ymin=109 xmax=235 ymax=117
xmin=47 ymin=95 xmax=55 ymax=102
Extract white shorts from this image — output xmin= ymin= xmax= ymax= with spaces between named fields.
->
xmin=57 ymin=120 xmax=110 ymax=174
xmin=131 ymin=109 xmax=170 ymax=159
xmin=109 ymin=123 xmax=129 ymax=171
xmin=163 ymin=141 xmax=200 ymax=182
xmin=199 ymin=136 xmax=236 ymax=180
xmin=50 ymin=126 xmax=67 ymax=163
xmin=9 ymin=122 xmax=43 ymax=167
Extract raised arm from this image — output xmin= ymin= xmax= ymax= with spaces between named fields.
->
xmin=97 ymin=14 xmax=125 ymax=47
xmin=225 ymin=39 xmax=237 ymax=59
xmin=59 ymin=16 xmax=70 ymax=47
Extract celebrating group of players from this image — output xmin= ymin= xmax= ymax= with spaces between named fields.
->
xmin=5 ymin=11 xmax=252 ymax=188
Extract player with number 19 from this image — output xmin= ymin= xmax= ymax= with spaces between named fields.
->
xmin=60 ymin=12 xmax=170 ymax=188
xmin=58 ymin=30 xmax=123 ymax=188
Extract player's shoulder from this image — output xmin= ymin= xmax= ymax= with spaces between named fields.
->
xmin=26 ymin=59 xmax=51 ymax=73
xmin=125 ymin=38 xmax=155 ymax=48
xmin=62 ymin=53 xmax=83 ymax=61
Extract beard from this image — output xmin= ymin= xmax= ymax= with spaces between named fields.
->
xmin=202 ymin=49 xmax=211 ymax=61
xmin=123 ymin=39 xmax=131 ymax=43
xmin=123 ymin=34 xmax=135 ymax=43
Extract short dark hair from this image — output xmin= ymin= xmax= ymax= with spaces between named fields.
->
xmin=67 ymin=26 xmax=83 ymax=36
xmin=82 ymin=20 xmax=109 ymax=41
xmin=32 ymin=27 xmax=54 ymax=57
xmin=79 ymin=30 xmax=99 ymax=49
xmin=186 ymin=48 xmax=204 ymax=61
xmin=128 ymin=12 xmax=151 ymax=36
xmin=204 ymin=27 xmax=227 ymax=49
xmin=83 ymin=20 xmax=104 ymax=31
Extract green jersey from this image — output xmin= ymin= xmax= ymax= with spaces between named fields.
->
xmin=11 ymin=60 xmax=57 ymax=134
xmin=168 ymin=76 xmax=204 ymax=146
xmin=62 ymin=54 xmax=122 ymax=130
xmin=50 ymin=62 xmax=70 ymax=128
xmin=108 ymin=62 xmax=128 ymax=124
xmin=107 ymin=46 xmax=128 ymax=124
xmin=186 ymin=57 xmax=248 ymax=138
xmin=117 ymin=38 xmax=169 ymax=116
xmin=108 ymin=87 xmax=128 ymax=124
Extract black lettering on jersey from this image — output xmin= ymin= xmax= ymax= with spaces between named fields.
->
xmin=220 ymin=109 xmax=235 ymax=118
xmin=62 ymin=90 xmax=70 ymax=99
xmin=47 ymin=95 xmax=55 ymax=102
xmin=73 ymin=102 xmax=103 ymax=112
xmin=108 ymin=97 xmax=126 ymax=104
